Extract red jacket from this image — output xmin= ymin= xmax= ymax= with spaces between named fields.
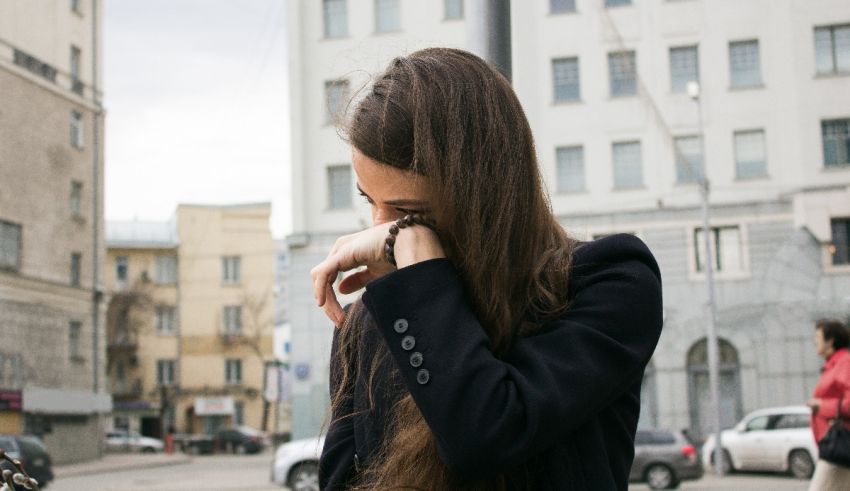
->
xmin=812 ymin=348 xmax=850 ymax=442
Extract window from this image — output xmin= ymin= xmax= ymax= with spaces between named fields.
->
xmin=815 ymin=24 xmax=850 ymax=75
xmin=70 ymin=111 xmax=84 ymax=148
xmin=115 ymin=359 xmax=125 ymax=382
xmin=115 ymin=256 xmax=128 ymax=283
xmin=234 ymin=401 xmax=245 ymax=425
xmin=375 ymin=0 xmax=400 ymax=33
xmin=13 ymin=49 xmax=57 ymax=83
xmin=674 ymin=135 xmax=703 ymax=184
xmin=695 ymin=226 xmax=744 ymax=274
xmin=225 ymin=359 xmax=242 ymax=385
xmin=605 ymin=0 xmax=631 ymax=7
xmin=71 ymin=252 xmax=82 ymax=286
xmin=325 ymin=80 xmax=349 ymax=123
xmin=156 ymin=359 xmax=176 ymax=386
xmin=773 ymin=414 xmax=809 ymax=430
xmin=328 ymin=165 xmax=352 ymax=209
xmin=224 ymin=306 xmax=242 ymax=334
xmin=69 ymin=321 xmax=82 ymax=359
xmin=445 ymin=0 xmax=463 ymax=19
xmin=745 ymin=415 xmax=769 ymax=432
xmin=323 ymin=0 xmax=347 ymax=38
xmin=70 ymin=181 xmax=83 ymax=217
xmin=831 ymin=218 xmax=850 ymax=265
xmin=612 ymin=141 xmax=643 ymax=189
xmin=552 ymin=57 xmax=580 ymax=102
xmin=734 ymin=130 xmax=767 ymax=179
xmin=729 ymin=40 xmax=762 ymax=88
xmin=670 ymin=46 xmax=698 ymax=93
xmin=154 ymin=255 xmax=177 ymax=284
xmin=0 ymin=221 xmax=22 ymax=271
xmin=156 ymin=306 xmax=177 ymax=335
xmin=822 ymin=118 xmax=850 ymax=167
xmin=608 ymin=51 xmax=637 ymax=96
xmin=70 ymin=46 xmax=82 ymax=95
xmin=221 ymin=256 xmax=241 ymax=284
xmin=550 ymin=0 xmax=575 ymax=13
xmin=556 ymin=146 xmax=585 ymax=193
xmin=71 ymin=0 xmax=81 ymax=14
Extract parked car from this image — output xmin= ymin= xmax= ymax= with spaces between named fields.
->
xmin=214 ymin=425 xmax=266 ymax=454
xmin=701 ymin=405 xmax=817 ymax=479
xmin=105 ymin=429 xmax=164 ymax=453
xmin=0 ymin=434 xmax=54 ymax=489
xmin=174 ymin=433 xmax=215 ymax=455
xmin=271 ymin=436 xmax=323 ymax=491
xmin=629 ymin=429 xmax=703 ymax=489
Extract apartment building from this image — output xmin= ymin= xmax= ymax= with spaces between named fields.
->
xmin=286 ymin=0 xmax=850 ymax=440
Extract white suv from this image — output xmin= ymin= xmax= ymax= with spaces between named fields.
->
xmin=701 ymin=405 xmax=817 ymax=479
xmin=271 ymin=436 xmax=324 ymax=491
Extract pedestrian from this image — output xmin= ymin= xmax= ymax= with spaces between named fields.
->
xmin=807 ymin=319 xmax=850 ymax=490
xmin=312 ymin=47 xmax=663 ymax=490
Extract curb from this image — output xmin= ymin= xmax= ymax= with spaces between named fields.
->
xmin=54 ymin=455 xmax=193 ymax=478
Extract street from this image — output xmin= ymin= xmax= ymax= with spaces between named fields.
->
xmin=50 ymin=452 xmax=282 ymax=491
xmin=48 ymin=451 xmax=813 ymax=491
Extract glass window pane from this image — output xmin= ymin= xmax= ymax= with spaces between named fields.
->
xmin=0 ymin=222 xmax=21 ymax=270
xmin=831 ymin=218 xmax=850 ymax=265
xmin=609 ymin=51 xmax=636 ymax=96
xmin=325 ymin=80 xmax=349 ymax=123
xmin=675 ymin=135 xmax=703 ymax=183
xmin=605 ymin=0 xmax=631 ymax=7
xmin=718 ymin=227 xmax=742 ymax=273
xmin=328 ymin=165 xmax=352 ymax=209
xmin=835 ymin=25 xmax=850 ymax=73
xmin=670 ymin=46 xmax=698 ymax=93
xmin=375 ymin=0 xmax=400 ymax=32
xmin=815 ymin=27 xmax=836 ymax=74
xmin=612 ymin=141 xmax=643 ymax=188
xmin=323 ymin=0 xmax=347 ymax=38
xmin=445 ymin=0 xmax=463 ymax=19
xmin=729 ymin=40 xmax=761 ymax=87
xmin=822 ymin=119 xmax=850 ymax=167
xmin=556 ymin=146 xmax=584 ymax=192
xmin=550 ymin=0 xmax=575 ymax=13
xmin=553 ymin=57 xmax=580 ymax=101
xmin=734 ymin=130 xmax=767 ymax=179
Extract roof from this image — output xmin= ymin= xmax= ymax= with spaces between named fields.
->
xmin=106 ymin=220 xmax=179 ymax=249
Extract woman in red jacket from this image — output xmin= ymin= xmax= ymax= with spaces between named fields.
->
xmin=807 ymin=319 xmax=850 ymax=490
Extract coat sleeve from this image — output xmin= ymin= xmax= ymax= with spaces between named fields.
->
xmin=818 ymin=355 xmax=850 ymax=420
xmin=361 ymin=234 xmax=663 ymax=480
xmin=319 ymin=328 xmax=357 ymax=490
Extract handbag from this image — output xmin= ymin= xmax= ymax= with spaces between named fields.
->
xmin=818 ymin=395 xmax=850 ymax=468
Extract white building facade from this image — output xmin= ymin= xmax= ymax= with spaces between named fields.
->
xmin=286 ymin=0 xmax=850 ymax=441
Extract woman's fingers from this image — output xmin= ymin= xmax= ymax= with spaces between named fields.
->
xmin=338 ymin=269 xmax=374 ymax=295
xmin=323 ymin=282 xmax=344 ymax=325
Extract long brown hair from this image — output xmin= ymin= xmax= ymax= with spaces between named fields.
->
xmin=331 ymin=47 xmax=577 ymax=489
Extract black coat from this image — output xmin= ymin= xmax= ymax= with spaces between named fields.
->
xmin=320 ymin=233 xmax=663 ymax=490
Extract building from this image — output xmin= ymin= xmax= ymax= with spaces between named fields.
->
xmin=0 ymin=0 xmax=110 ymax=464
xmin=105 ymin=204 xmax=276 ymax=437
xmin=286 ymin=0 xmax=850 ymax=441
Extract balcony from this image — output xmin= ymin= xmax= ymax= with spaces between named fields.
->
xmin=108 ymin=330 xmax=138 ymax=351
xmin=71 ymin=78 xmax=84 ymax=95
xmin=111 ymin=378 xmax=143 ymax=399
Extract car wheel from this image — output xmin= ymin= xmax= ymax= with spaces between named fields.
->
xmin=142 ymin=447 xmax=156 ymax=454
xmin=288 ymin=461 xmax=320 ymax=491
xmin=645 ymin=463 xmax=677 ymax=490
xmin=788 ymin=449 xmax=814 ymax=479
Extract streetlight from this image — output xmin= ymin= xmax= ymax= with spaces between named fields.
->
xmin=687 ymin=80 xmax=725 ymax=476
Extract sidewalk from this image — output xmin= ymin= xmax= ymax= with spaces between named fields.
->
xmin=54 ymin=452 xmax=192 ymax=478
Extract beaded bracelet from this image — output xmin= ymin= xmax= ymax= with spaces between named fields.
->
xmin=384 ymin=214 xmax=434 ymax=267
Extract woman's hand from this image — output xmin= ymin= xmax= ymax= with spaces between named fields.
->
xmin=310 ymin=221 xmax=446 ymax=326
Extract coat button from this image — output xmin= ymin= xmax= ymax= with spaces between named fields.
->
xmin=401 ymin=335 xmax=416 ymax=351
xmin=416 ymin=369 xmax=430 ymax=385
xmin=393 ymin=319 xmax=409 ymax=333
xmin=409 ymin=352 xmax=423 ymax=368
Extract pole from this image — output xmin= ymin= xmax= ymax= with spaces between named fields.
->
xmin=466 ymin=0 xmax=512 ymax=82
xmin=692 ymin=83 xmax=724 ymax=476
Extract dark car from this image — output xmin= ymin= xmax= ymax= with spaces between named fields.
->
xmin=214 ymin=426 xmax=266 ymax=454
xmin=629 ymin=429 xmax=704 ymax=490
xmin=0 ymin=434 xmax=54 ymax=489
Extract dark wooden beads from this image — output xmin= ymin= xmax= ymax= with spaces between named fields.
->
xmin=384 ymin=214 xmax=432 ymax=267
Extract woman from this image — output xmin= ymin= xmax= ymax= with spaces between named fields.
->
xmin=807 ymin=319 xmax=850 ymax=490
xmin=311 ymin=48 xmax=663 ymax=490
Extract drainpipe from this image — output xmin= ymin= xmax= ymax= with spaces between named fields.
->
xmin=91 ymin=0 xmax=103 ymax=394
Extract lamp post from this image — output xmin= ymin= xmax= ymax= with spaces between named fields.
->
xmin=687 ymin=80 xmax=724 ymax=476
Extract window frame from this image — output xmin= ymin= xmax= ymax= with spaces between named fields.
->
xmin=552 ymin=57 xmax=581 ymax=103
xmin=669 ymin=45 xmax=699 ymax=93
xmin=733 ymin=129 xmax=768 ymax=179
xmin=225 ymin=359 xmax=242 ymax=385
xmin=814 ymin=24 xmax=850 ymax=76
xmin=0 ymin=220 xmax=22 ymax=272
xmin=69 ymin=320 xmax=83 ymax=360
xmin=611 ymin=140 xmax=644 ymax=189
xmin=556 ymin=145 xmax=585 ymax=193
xmin=327 ymin=164 xmax=353 ymax=210
xmin=70 ymin=110 xmax=84 ymax=149
xmin=223 ymin=305 xmax=243 ymax=334
xmin=822 ymin=118 xmax=850 ymax=168
xmin=374 ymin=0 xmax=401 ymax=33
xmin=156 ymin=305 xmax=178 ymax=335
xmin=70 ymin=252 xmax=82 ymax=286
xmin=221 ymin=255 xmax=242 ymax=284
xmin=322 ymin=0 xmax=348 ymax=38
xmin=156 ymin=359 xmax=176 ymax=386
xmin=728 ymin=39 xmax=762 ymax=88
xmin=608 ymin=50 xmax=637 ymax=97
xmin=689 ymin=223 xmax=750 ymax=280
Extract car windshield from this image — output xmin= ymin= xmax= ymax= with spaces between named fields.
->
xmin=17 ymin=436 xmax=47 ymax=455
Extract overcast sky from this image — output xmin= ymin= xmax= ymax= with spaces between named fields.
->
xmin=104 ymin=0 xmax=291 ymax=237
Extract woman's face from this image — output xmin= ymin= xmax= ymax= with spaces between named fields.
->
xmin=815 ymin=328 xmax=833 ymax=358
xmin=352 ymin=147 xmax=430 ymax=226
